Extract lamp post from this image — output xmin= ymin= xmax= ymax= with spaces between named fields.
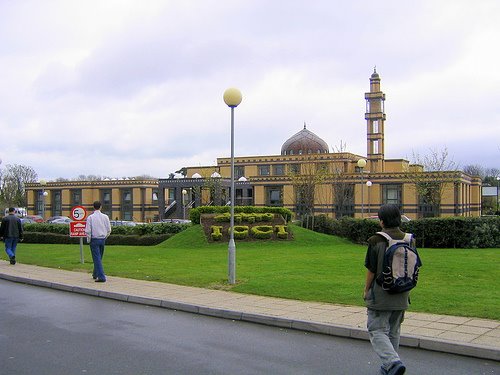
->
xmin=40 ymin=179 xmax=47 ymax=221
xmin=496 ymin=176 xmax=500 ymax=214
xmin=357 ymin=159 xmax=367 ymax=218
xmin=223 ymin=87 xmax=242 ymax=285
xmin=366 ymin=180 xmax=372 ymax=215
xmin=182 ymin=189 xmax=187 ymax=220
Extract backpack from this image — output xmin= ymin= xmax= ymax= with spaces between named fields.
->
xmin=375 ymin=232 xmax=422 ymax=294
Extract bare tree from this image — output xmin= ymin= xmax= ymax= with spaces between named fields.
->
xmin=404 ymin=147 xmax=459 ymax=217
xmin=330 ymin=141 xmax=354 ymax=218
xmin=462 ymin=164 xmax=485 ymax=179
xmin=289 ymin=160 xmax=325 ymax=218
xmin=0 ymin=164 xmax=38 ymax=207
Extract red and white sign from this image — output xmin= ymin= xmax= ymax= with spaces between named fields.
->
xmin=71 ymin=206 xmax=87 ymax=221
xmin=70 ymin=221 xmax=87 ymax=238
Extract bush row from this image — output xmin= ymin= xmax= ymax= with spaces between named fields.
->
xmin=22 ymin=232 xmax=172 ymax=246
xmin=21 ymin=222 xmax=189 ymax=245
xmin=23 ymin=222 xmax=189 ymax=236
xmin=312 ymin=215 xmax=500 ymax=248
xmin=214 ymin=212 xmax=274 ymax=223
xmin=190 ymin=206 xmax=293 ymax=224
xmin=210 ymin=225 xmax=289 ymax=241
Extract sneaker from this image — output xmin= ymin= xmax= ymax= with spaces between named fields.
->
xmin=94 ymin=278 xmax=106 ymax=283
xmin=388 ymin=361 xmax=406 ymax=375
xmin=9 ymin=256 xmax=16 ymax=265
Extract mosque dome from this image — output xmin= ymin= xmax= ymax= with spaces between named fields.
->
xmin=281 ymin=124 xmax=330 ymax=155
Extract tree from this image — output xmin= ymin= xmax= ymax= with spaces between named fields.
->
xmin=404 ymin=148 xmax=458 ymax=217
xmin=330 ymin=141 xmax=354 ymax=218
xmin=462 ymin=164 xmax=485 ymax=179
xmin=0 ymin=164 xmax=38 ymax=208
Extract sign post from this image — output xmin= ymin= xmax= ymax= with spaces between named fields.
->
xmin=70 ymin=206 xmax=87 ymax=264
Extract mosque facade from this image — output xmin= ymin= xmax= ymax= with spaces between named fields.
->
xmin=25 ymin=71 xmax=482 ymax=222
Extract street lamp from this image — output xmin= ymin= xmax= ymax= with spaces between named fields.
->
xmin=366 ymin=180 xmax=372 ymax=215
xmin=40 ymin=179 xmax=48 ymax=220
xmin=223 ymin=87 xmax=242 ymax=285
xmin=182 ymin=189 xmax=187 ymax=220
xmin=357 ymin=159 xmax=367 ymax=218
xmin=496 ymin=176 xmax=500 ymax=214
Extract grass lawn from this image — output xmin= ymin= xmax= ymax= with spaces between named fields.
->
xmin=3 ymin=224 xmax=499 ymax=320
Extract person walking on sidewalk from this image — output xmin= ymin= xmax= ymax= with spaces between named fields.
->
xmin=363 ymin=204 xmax=416 ymax=375
xmin=0 ymin=207 xmax=24 ymax=265
xmin=85 ymin=201 xmax=111 ymax=283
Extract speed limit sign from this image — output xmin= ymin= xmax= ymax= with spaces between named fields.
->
xmin=71 ymin=206 xmax=87 ymax=221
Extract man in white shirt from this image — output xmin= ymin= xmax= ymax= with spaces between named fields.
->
xmin=85 ymin=201 xmax=111 ymax=282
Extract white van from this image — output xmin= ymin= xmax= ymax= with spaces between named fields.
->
xmin=3 ymin=207 xmax=27 ymax=218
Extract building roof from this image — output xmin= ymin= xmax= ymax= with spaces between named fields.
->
xmin=281 ymin=124 xmax=330 ymax=155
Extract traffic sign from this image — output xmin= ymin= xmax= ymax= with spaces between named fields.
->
xmin=70 ymin=221 xmax=87 ymax=237
xmin=71 ymin=205 xmax=87 ymax=221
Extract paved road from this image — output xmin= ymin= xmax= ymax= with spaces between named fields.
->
xmin=1 ymin=281 xmax=498 ymax=375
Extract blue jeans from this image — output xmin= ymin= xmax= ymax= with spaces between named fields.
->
xmin=89 ymin=238 xmax=106 ymax=280
xmin=367 ymin=309 xmax=405 ymax=370
xmin=4 ymin=237 xmax=19 ymax=259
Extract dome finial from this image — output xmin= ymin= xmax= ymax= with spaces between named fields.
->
xmin=374 ymin=65 xmax=377 ymax=73
xmin=303 ymin=122 xmax=307 ymax=129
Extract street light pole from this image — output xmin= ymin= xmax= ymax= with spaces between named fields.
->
xmin=366 ymin=180 xmax=372 ymax=215
xmin=357 ymin=159 xmax=367 ymax=218
xmin=223 ymin=87 xmax=242 ymax=285
xmin=496 ymin=176 xmax=500 ymax=214
xmin=182 ymin=189 xmax=187 ymax=220
xmin=40 ymin=179 xmax=47 ymax=221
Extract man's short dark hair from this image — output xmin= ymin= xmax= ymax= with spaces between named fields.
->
xmin=378 ymin=204 xmax=401 ymax=228
xmin=8 ymin=207 xmax=15 ymax=213
xmin=93 ymin=201 xmax=102 ymax=210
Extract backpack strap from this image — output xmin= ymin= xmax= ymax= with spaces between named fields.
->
xmin=376 ymin=231 xmax=413 ymax=247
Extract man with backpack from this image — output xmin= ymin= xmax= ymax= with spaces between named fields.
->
xmin=363 ymin=204 xmax=422 ymax=375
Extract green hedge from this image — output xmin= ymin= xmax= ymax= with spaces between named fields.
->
xmin=190 ymin=206 xmax=292 ymax=224
xmin=22 ymin=232 xmax=172 ymax=245
xmin=21 ymin=222 xmax=188 ymax=245
xmin=251 ymin=225 xmax=274 ymax=239
xmin=214 ymin=212 xmax=274 ymax=223
xmin=312 ymin=215 xmax=500 ymax=248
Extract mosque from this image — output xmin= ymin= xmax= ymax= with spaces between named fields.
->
xmin=25 ymin=70 xmax=482 ymax=222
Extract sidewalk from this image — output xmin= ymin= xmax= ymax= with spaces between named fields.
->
xmin=1 ymin=261 xmax=498 ymax=361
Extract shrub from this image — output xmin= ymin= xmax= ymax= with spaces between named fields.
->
xmin=251 ymin=225 xmax=274 ymax=239
xmin=190 ymin=206 xmax=293 ymax=224
xmin=211 ymin=226 xmax=223 ymax=241
xmin=22 ymin=222 xmax=188 ymax=245
xmin=274 ymin=225 xmax=288 ymax=239
xmin=22 ymin=232 xmax=171 ymax=245
xmin=311 ymin=215 xmax=500 ymax=248
xmin=229 ymin=225 xmax=249 ymax=240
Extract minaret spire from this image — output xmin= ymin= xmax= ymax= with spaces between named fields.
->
xmin=364 ymin=69 xmax=386 ymax=173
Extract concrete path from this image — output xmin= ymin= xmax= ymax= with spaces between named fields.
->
xmin=1 ymin=261 xmax=498 ymax=361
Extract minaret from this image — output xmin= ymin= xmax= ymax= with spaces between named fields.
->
xmin=364 ymin=68 xmax=386 ymax=173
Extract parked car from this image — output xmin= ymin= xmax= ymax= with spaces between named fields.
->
xmin=26 ymin=215 xmax=44 ymax=223
xmin=368 ymin=215 xmax=411 ymax=222
xmin=48 ymin=216 xmax=72 ymax=224
xmin=152 ymin=219 xmax=191 ymax=224
xmin=20 ymin=217 xmax=36 ymax=226
xmin=110 ymin=220 xmax=137 ymax=227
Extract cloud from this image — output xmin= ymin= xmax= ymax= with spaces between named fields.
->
xmin=0 ymin=0 xmax=499 ymax=180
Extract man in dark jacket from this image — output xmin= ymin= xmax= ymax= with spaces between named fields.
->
xmin=0 ymin=207 xmax=24 ymax=264
xmin=363 ymin=204 xmax=416 ymax=375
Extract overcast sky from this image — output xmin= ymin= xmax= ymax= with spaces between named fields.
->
xmin=0 ymin=0 xmax=498 ymax=181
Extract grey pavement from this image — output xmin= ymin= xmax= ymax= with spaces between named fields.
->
xmin=1 ymin=261 xmax=498 ymax=362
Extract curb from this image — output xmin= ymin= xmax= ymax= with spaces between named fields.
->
xmin=1 ymin=272 xmax=499 ymax=362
